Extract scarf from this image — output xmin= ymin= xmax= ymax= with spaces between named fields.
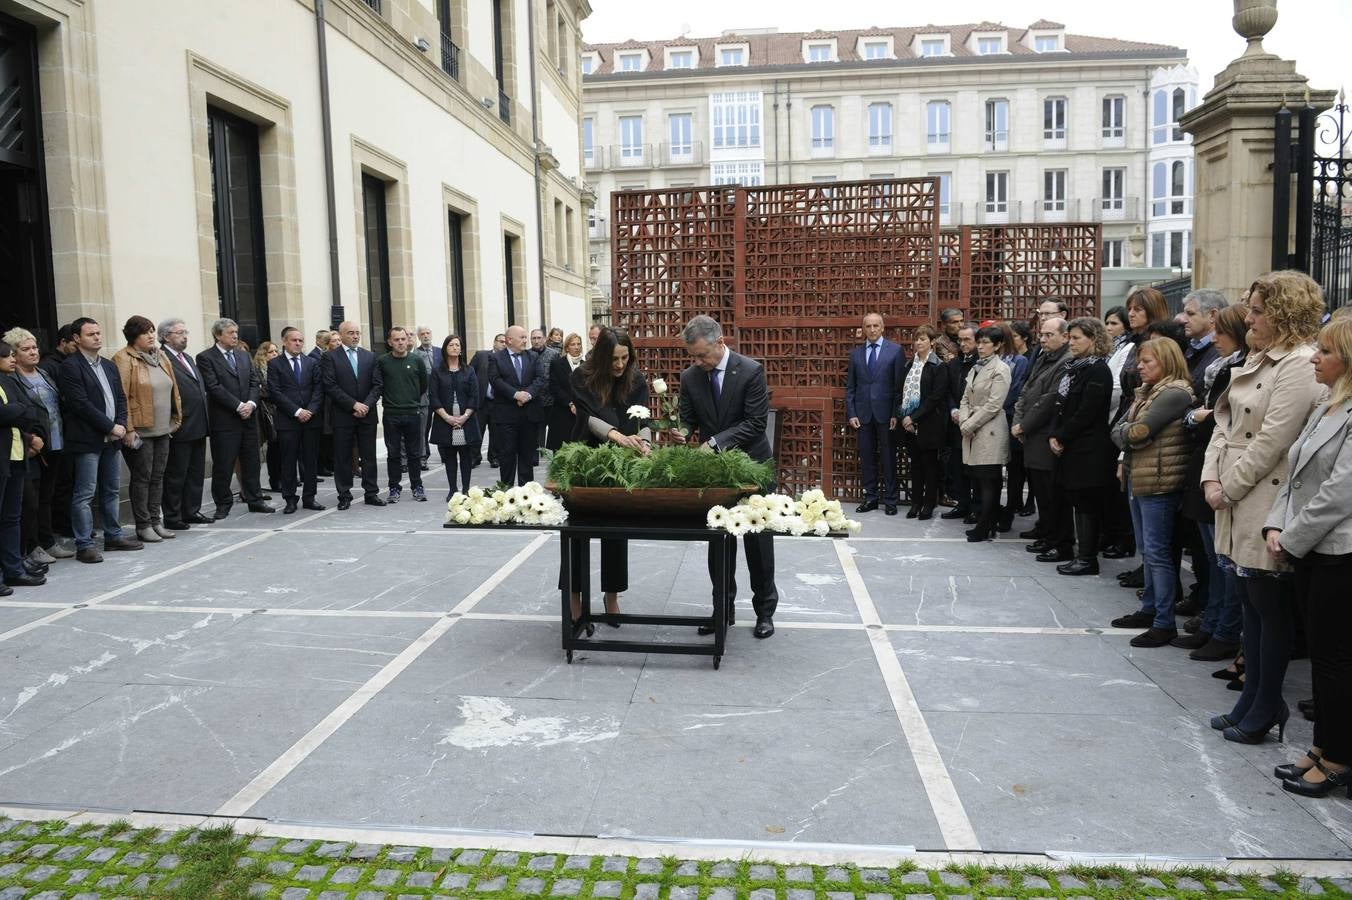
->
xmin=1202 ymin=350 xmax=1242 ymax=397
xmin=1057 ymin=355 xmax=1097 ymax=398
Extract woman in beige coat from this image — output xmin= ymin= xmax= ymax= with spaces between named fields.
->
xmin=1202 ymin=270 xmax=1325 ymax=746
xmin=958 ymin=325 xmax=1012 ymax=543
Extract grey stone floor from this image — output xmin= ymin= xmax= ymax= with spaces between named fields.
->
xmin=0 ymin=460 xmax=1349 ymax=861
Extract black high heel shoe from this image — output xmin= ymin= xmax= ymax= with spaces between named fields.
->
xmin=1283 ymin=761 xmax=1352 ymax=798
xmin=570 ymin=618 xmax=595 ymax=637
xmin=1275 ymin=749 xmax=1321 ymax=781
xmin=1223 ymin=703 xmax=1289 ymax=745
xmin=1209 ymin=714 xmax=1237 ymax=731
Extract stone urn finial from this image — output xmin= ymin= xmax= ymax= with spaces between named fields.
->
xmin=1233 ymin=0 xmax=1278 ymax=57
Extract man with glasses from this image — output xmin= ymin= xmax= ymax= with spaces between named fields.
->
xmin=1012 ymin=317 xmax=1073 ymax=558
xmin=1029 ymin=299 xmax=1069 ymax=364
xmin=158 ymin=319 xmax=212 ymax=529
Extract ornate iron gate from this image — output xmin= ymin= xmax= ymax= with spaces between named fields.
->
xmin=1274 ymin=95 xmax=1352 ymax=309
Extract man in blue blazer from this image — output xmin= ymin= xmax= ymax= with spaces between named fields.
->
xmin=846 ymin=313 xmax=907 ymax=515
xmin=488 ymin=325 xmax=546 ymax=486
xmin=269 ymin=326 xmax=326 ymax=514
xmin=321 ymin=321 xmax=385 ymax=510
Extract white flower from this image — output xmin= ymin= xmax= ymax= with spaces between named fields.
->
xmin=788 ymin=518 xmax=811 ymax=536
xmin=728 ymin=519 xmax=750 ymax=537
xmin=846 ymin=519 xmax=862 ymax=534
xmin=526 ymin=481 xmax=545 ymax=496
xmin=467 ymin=486 xmax=484 ymax=500
xmin=453 ymin=510 xmax=471 ymax=525
xmin=813 ymin=520 xmax=831 ymax=536
xmin=469 ymin=510 xmax=485 ymax=525
xmin=626 ymin=405 xmax=651 ymax=421
xmin=652 ymin=377 xmax=668 ymax=395
xmin=707 ymin=506 xmax=729 ymax=528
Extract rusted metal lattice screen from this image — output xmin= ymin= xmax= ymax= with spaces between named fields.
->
xmin=611 ymin=179 xmax=1100 ymax=500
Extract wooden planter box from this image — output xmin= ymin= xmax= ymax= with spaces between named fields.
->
xmin=548 ymin=484 xmax=758 ymax=519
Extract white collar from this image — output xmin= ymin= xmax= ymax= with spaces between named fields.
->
xmin=713 ymin=348 xmax=730 ymax=375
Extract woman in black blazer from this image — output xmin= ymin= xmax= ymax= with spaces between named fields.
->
xmin=0 ymin=340 xmax=44 ymax=593
xmin=559 ymin=328 xmax=651 ymax=631
xmin=544 ymin=332 xmax=584 ymax=451
xmin=427 ymin=334 xmax=481 ymax=500
xmin=1049 ymin=317 xmax=1115 ymax=576
xmin=897 ymin=325 xmax=950 ymax=520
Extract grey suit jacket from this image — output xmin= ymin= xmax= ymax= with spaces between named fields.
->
xmin=677 ymin=350 xmax=772 ymax=463
xmin=1264 ymin=399 xmax=1352 ymax=558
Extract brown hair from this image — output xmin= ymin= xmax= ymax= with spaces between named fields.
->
xmin=913 ymin=324 xmax=940 ymax=342
xmin=1215 ymin=303 xmax=1249 ymax=349
xmin=1126 ymin=287 xmax=1169 ymax=331
xmin=122 ymin=315 xmax=155 ymax=345
xmin=1248 ymin=270 xmax=1325 ymax=351
xmin=252 ymin=341 xmax=277 ymax=371
xmin=1067 ymin=316 xmax=1112 ymax=357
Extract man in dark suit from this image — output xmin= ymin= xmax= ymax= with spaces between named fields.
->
xmin=158 ymin=318 xmax=212 ymax=529
xmin=269 ymin=326 xmax=326 ymax=514
xmin=38 ymin=323 xmax=77 ymax=544
xmin=846 ymin=312 xmax=907 ymax=515
xmin=197 ymin=317 xmax=274 ymax=518
xmin=678 ymin=314 xmax=779 ymax=639
xmin=470 ymin=333 xmax=506 ymax=468
xmin=308 ymin=329 xmax=330 ymax=362
xmin=58 ymin=317 xmax=142 ymax=562
xmin=488 ymin=325 xmax=546 ymax=486
xmin=321 ymin=320 xmax=385 ymax=510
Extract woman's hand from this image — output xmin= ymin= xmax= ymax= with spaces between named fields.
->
xmin=1203 ymin=480 xmax=1229 ymax=511
xmin=1116 ymin=462 xmax=1126 ymax=491
xmin=1049 ymin=437 xmax=1064 ymax=456
xmin=122 ymin=430 xmax=138 ymax=449
xmin=1265 ymin=529 xmax=1286 ymax=561
xmin=1193 ymin=407 xmax=1212 ymax=424
xmin=1010 ymin=423 xmax=1024 ymax=439
xmin=901 ymin=416 xmax=914 ymax=433
xmin=609 ymin=430 xmax=644 ymax=452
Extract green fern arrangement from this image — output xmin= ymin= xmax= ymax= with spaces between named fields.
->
xmin=545 ymin=443 xmax=774 ymax=493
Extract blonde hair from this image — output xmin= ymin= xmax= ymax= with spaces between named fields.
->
xmin=253 ymin=341 xmax=278 ymax=371
xmin=1318 ymin=319 xmax=1352 ymax=407
xmin=1 ymin=327 xmax=36 ymax=349
xmin=1138 ymin=337 xmax=1190 ymax=387
xmin=1249 ymin=270 xmax=1325 ymax=351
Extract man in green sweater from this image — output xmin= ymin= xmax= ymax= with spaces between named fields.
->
xmin=377 ymin=326 xmax=429 ymax=502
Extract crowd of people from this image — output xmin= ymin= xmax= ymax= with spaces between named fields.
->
xmin=848 ymin=270 xmax=1352 ymax=800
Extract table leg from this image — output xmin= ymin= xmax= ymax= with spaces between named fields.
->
xmin=713 ymin=532 xmax=729 ymax=669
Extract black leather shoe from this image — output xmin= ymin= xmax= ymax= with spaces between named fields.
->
xmin=1101 ymin=544 xmax=1135 ymax=559
xmin=337 ymin=497 xmax=352 ymax=511
xmin=1018 ymin=502 xmax=1037 ymax=517
xmin=24 ymin=561 xmax=49 ymax=576
xmin=995 ymin=515 xmax=1014 ymax=533
xmin=905 ymin=506 xmax=919 ymax=518
xmin=962 ymin=513 xmax=979 ymax=525
xmin=211 ymin=507 xmax=231 ymax=521
xmin=104 ymin=537 xmax=144 ymax=551
xmin=1111 ymin=610 xmax=1155 ymax=629
xmin=916 ymin=507 xmax=933 ymax=520
xmin=318 ymin=468 xmax=335 ymax=477
xmin=940 ymin=507 xmax=970 ymax=520
xmin=1026 ymin=540 xmax=1052 ymax=553
xmin=1170 ymin=631 xmax=1210 ymax=649
xmin=884 ymin=505 xmax=898 ymax=516
xmin=247 ymin=502 xmax=276 ymax=514
xmin=283 ymin=501 xmax=298 ymax=515
xmin=7 ymin=573 xmax=45 ymax=587
xmin=1018 ymin=528 xmax=1045 ymax=540
xmin=1130 ymin=627 xmax=1178 ymax=648
xmin=697 ymin=605 xmax=735 ymax=635
xmin=856 ymin=499 xmax=878 ymax=513
xmin=1283 ymin=761 xmax=1352 ymax=798
xmin=364 ymin=495 xmax=387 ymax=507
xmin=1118 ymin=570 xmax=1145 ymax=589
xmin=965 ymin=528 xmax=992 ymax=542
xmin=0 ymin=584 xmax=11 ymax=597
xmin=753 ymin=616 xmax=775 ymax=639
xmin=1275 ymin=749 xmax=1320 ymax=781
xmin=187 ymin=513 xmax=214 ymax=525
xmin=1175 ymin=596 xmax=1204 ymax=618
xmin=1183 ymin=615 xmax=1203 ymax=634
xmin=303 ymin=500 xmax=327 ymax=511
xmin=1056 ymin=558 xmax=1099 ymax=576
xmin=163 ymin=520 xmax=189 ymax=531
xmin=1190 ymin=638 xmax=1242 ymax=661
xmin=1036 ymin=548 xmax=1073 ymax=562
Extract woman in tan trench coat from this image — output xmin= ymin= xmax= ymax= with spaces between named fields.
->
xmin=1202 ymin=270 xmax=1324 ymax=745
xmin=958 ymin=325 xmax=1012 ymax=543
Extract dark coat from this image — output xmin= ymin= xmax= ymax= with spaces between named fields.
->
xmin=196 ymin=345 xmax=261 ymax=434
xmin=1182 ymin=353 xmax=1245 ymax=523
xmin=569 ymin=368 xmax=649 ymax=445
xmin=58 ymin=352 xmax=128 ymax=453
xmin=321 ymin=345 xmax=382 ymax=428
xmin=846 ymin=338 xmax=906 ymax=425
xmin=896 ymin=355 xmax=950 ymax=450
xmin=488 ymin=348 xmax=547 ymax=424
xmin=1013 ymin=343 xmax=1070 ymax=471
xmin=428 ymin=365 xmax=482 ymax=448
xmin=677 ymin=350 xmax=773 ymax=463
xmin=469 ymin=349 xmax=494 ymax=407
xmin=0 ymin=372 xmax=42 ymax=463
xmin=163 ymin=347 xmax=210 ymax=442
xmin=267 ymin=353 xmax=323 ymax=432
xmin=1050 ymin=358 xmax=1114 ymax=490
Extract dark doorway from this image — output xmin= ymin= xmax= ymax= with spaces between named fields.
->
xmin=503 ymin=233 xmax=518 ymax=328
xmin=448 ymin=210 xmax=468 ymax=342
xmin=361 ymin=173 xmax=392 ymax=351
xmin=0 ymin=12 xmax=55 ymax=346
xmin=208 ymin=106 xmax=270 ymax=349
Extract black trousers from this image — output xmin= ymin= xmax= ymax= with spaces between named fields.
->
xmin=277 ymin=427 xmax=319 ymax=502
xmin=902 ymin=434 xmax=939 ymax=510
xmin=475 ymin=408 xmax=495 ymax=463
xmin=1004 ymin=432 xmax=1027 ymax=516
xmin=1299 ymin=553 xmax=1352 ymax=765
xmin=382 ymin=413 xmax=424 ymax=491
xmin=438 ymin=444 xmax=475 ymax=496
xmin=21 ymin=449 xmax=60 ymax=552
xmin=332 ymin=422 xmax=379 ymax=499
xmin=945 ymin=426 xmax=970 ymax=509
xmin=558 ymin=538 xmax=628 ymax=593
xmin=857 ymin=419 xmax=898 ymax=505
xmin=1103 ymin=478 xmax=1134 ymax=551
xmin=496 ymin=417 xmax=537 ymax=486
xmin=1230 ymin=574 xmax=1295 ymax=734
xmin=210 ymin=426 xmax=262 ymax=510
xmin=972 ymin=471 xmax=1001 ymax=535
xmin=162 ymin=436 xmax=205 ymax=523
xmin=51 ymin=447 xmax=74 ymax=538
xmin=1028 ymin=467 xmax=1073 ymax=549
xmin=1066 ymin=486 xmax=1103 ymax=560
xmin=317 ymin=430 xmax=334 ymax=474
xmin=708 ymin=532 xmax=778 ymax=619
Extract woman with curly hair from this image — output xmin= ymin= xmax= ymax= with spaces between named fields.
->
xmin=1204 ymin=270 xmax=1325 ymax=745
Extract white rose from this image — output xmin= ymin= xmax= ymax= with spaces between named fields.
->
xmin=626 ymin=405 xmax=651 ymax=421
xmin=454 ymin=510 xmax=471 ymax=525
xmin=788 ymin=518 xmax=810 ymax=536
xmin=847 ymin=519 xmax=863 ymax=534
xmin=814 ymin=520 xmax=831 ymax=536
xmin=467 ymin=486 xmax=484 ymax=500
xmin=652 ymin=377 xmax=668 ymax=395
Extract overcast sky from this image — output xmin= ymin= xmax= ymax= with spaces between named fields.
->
xmin=582 ymin=0 xmax=1349 ymax=112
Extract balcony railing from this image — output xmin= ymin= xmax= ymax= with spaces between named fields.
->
xmin=498 ymin=88 xmax=511 ymax=125
xmin=440 ymin=31 xmax=460 ymax=81
xmin=938 ymin=197 xmax=1147 ymax=227
xmin=658 ymin=140 xmax=704 ymax=166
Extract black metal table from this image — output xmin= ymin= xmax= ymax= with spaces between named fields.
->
xmin=444 ymin=516 xmax=736 ymax=669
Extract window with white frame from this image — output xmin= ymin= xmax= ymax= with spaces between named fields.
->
xmin=985 ymin=171 xmax=1008 ymax=213
xmin=581 ymin=55 xmax=594 ymax=75
xmin=811 ymin=105 xmax=834 ymax=155
xmin=710 ymin=91 xmax=761 ymax=149
xmin=926 ymin=100 xmax=950 ymax=151
xmin=1043 ymin=96 xmax=1066 ymax=143
xmin=1043 ymin=169 xmax=1067 ymax=212
xmin=1101 ymin=167 xmax=1124 ymax=211
xmin=718 ymin=46 xmax=745 ymax=66
xmin=1033 ymin=34 xmax=1060 ymax=53
xmin=1171 ymin=160 xmax=1188 ymax=214
xmin=1102 ymin=95 xmax=1125 ymax=143
xmin=582 ymin=118 xmax=594 ymax=167
xmin=618 ymin=53 xmax=643 ymax=72
xmin=977 ymin=36 xmax=1003 ymax=55
xmin=1103 ymin=239 xmax=1124 ymax=268
xmin=668 ymin=113 xmax=693 ymax=162
xmin=588 ymin=212 xmax=600 ymax=237
xmin=1151 ymin=231 xmax=1189 ymax=268
xmin=619 ymin=115 xmax=644 ymax=164
xmin=868 ymin=102 xmax=892 ymax=150
xmin=862 ymin=41 xmax=889 ymax=59
xmin=1171 ymin=87 xmax=1186 ymax=141
xmin=933 ymin=171 xmax=952 ymax=221
xmin=984 ymin=99 xmax=1008 ymax=151
xmin=920 ymin=38 xmax=946 ymax=57
xmin=1151 ymin=90 xmax=1169 ymax=145
xmin=807 ymin=43 xmax=832 ymax=62
xmin=668 ymin=50 xmax=694 ymax=69
xmin=1152 ymin=161 xmax=1167 ymax=215
xmin=711 ymin=160 xmax=763 ymax=186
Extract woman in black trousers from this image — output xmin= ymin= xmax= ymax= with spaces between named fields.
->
xmin=1049 ymin=317 xmax=1115 ymax=576
xmin=897 ymin=326 xmax=949 ymax=520
xmin=545 ymin=332 xmax=584 ymax=451
xmin=1264 ymin=317 xmax=1352 ymax=797
xmin=559 ymin=328 xmax=651 ymax=629
xmin=428 ymin=335 xmax=481 ymax=499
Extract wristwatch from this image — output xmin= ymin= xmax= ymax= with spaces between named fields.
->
xmin=707 ymin=437 xmax=719 ymax=452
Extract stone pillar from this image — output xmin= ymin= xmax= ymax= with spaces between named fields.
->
xmin=1179 ymin=0 xmax=1334 ymax=298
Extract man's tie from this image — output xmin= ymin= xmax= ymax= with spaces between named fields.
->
xmin=867 ymin=342 xmax=878 ymax=375
xmin=347 ymin=347 xmax=358 ymax=375
xmin=512 ymin=352 xmax=522 ymax=382
xmin=710 ymin=367 xmax=722 ymax=404
xmin=176 ymin=351 xmax=196 ymax=380
xmin=292 ymin=355 xmax=302 ymax=382
xmin=225 ymin=350 xmax=237 ymax=375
